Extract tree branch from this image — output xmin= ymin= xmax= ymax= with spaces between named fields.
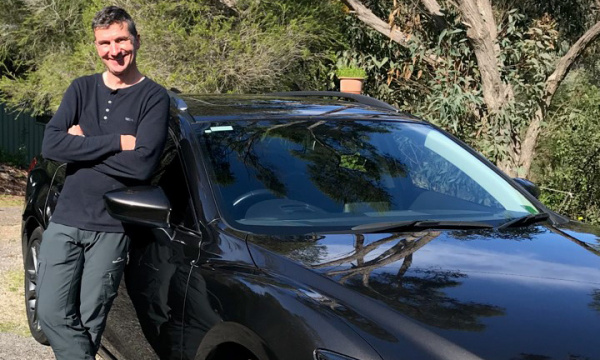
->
xmin=420 ymin=0 xmax=446 ymax=29
xmin=341 ymin=0 xmax=412 ymax=47
xmin=544 ymin=21 xmax=600 ymax=107
xmin=519 ymin=20 xmax=600 ymax=177
xmin=421 ymin=0 xmax=443 ymax=17
xmin=341 ymin=0 xmax=440 ymax=66
xmin=219 ymin=0 xmax=237 ymax=9
xmin=455 ymin=0 xmax=510 ymax=113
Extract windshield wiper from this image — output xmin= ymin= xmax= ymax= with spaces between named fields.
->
xmin=350 ymin=220 xmax=493 ymax=233
xmin=498 ymin=213 xmax=550 ymax=229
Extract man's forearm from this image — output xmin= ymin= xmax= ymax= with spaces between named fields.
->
xmin=42 ymin=126 xmax=121 ymax=163
xmin=91 ymin=137 xmax=165 ymax=180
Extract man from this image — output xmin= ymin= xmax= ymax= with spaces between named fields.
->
xmin=37 ymin=6 xmax=169 ymax=359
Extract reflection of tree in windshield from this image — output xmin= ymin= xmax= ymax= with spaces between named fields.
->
xmin=365 ymin=269 xmax=504 ymax=331
xmin=203 ymin=121 xmax=286 ymax=194
xmin=590 ymin=289 xmax=600 ymax=314
xmin=395 ymin=134 xmax=501 ymax=208
xmin=282 ymin=121 xmax=406 ymax=208
xmin=309 ymin=231 xmax=504 ymax=331
xmin=312 ymin=231 xmax=439 ymax=285
xmin=201 ymin=120 xmax=407 ymax=208
xmin=450 ymin=226 xmax=546 ymax=242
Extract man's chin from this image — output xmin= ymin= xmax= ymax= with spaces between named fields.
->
xmin=107 ymin=67 xmax=128 ymax=77
xmin=105 ymin=62 xmax=129 ymax=75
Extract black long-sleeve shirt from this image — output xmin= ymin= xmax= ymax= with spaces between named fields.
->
xmin=42 ymin=73 xmax=169 ymax=232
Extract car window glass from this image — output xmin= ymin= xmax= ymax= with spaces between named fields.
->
xmin=196 ymin=120 xmax=538 ymax=234
xmin=151 ymin=137 xmax=196 ymax=229
xmin=422 ymin=131 xmax=533 ymax=212
xmin=394 ymin=131 xmax=503 ymax=209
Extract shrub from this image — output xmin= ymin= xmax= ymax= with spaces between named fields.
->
xmin=0 ymin=0 xmax=346 ymax=115
xmin=533 ymin=70 xmax=600 ymax=224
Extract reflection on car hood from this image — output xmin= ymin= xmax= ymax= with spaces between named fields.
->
xmin=248 ymin=223 xmax=600 ymax=360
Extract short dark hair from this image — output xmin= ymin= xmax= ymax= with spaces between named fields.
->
xmin=91 ymin=6 xmax=137 ymax=38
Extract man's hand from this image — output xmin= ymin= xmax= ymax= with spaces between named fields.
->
xmin=120 ymin=135 xmax=136 ymax=151
xmin=68 ymin=125 xmax=84 ymax=136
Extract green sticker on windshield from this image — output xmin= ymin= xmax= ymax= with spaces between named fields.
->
xmin=522 ymin=205 xmax=538 ymax=214
xmin=205 ymin=126 xmax=234 ymax=133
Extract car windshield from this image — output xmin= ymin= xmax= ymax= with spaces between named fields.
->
xmin=195 ymin=119 xmax=538 ymax=234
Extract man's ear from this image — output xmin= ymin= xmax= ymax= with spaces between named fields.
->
xmin=134 ymin=34 xmax=141 ymax=49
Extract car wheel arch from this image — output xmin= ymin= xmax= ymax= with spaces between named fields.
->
xmin=194 ymin=322 xmax=273 ymax=360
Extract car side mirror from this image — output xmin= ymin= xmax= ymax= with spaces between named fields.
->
xmin=513 ymin=178 xmax=541 ymax=199
xmin=104 ymin=186 xmax=172 ymax=228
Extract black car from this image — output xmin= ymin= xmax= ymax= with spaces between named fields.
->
xmin=22 ymin=92 xmax=600 ymax=360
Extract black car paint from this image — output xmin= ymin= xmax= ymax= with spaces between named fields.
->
xmin=21 ymin=94 xmax=600 ymax=360
xmin=247 ymin=225 xmax=600 ymax=360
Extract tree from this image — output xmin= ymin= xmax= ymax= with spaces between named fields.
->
xmin=0 ymin=0 xmax=345 ymax=116
xmin=339 ymin=0 xmax=600 ymax=177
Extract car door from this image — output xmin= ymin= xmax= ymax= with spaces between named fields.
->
xmin=101 ymin=133 xmax=211 ymax=360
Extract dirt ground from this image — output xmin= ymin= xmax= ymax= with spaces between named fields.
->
xmin=0 ymin=166 xmax=108 ymax=360
xmin=0 ymin=165 xmax=27 ymax=197
xmin=0 ymin=163 xmax=55 ymax=358
xmin=0 ymin=200 xmax=55 ymax=359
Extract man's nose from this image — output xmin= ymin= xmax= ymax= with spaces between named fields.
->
xmin=109 ymin=42 xmax=119 ymax=55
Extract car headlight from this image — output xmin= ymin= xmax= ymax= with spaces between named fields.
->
xmin=314 ymin=349 xmax=360 ymax=360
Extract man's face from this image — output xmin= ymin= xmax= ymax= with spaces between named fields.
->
xmin=94 ymin=22 xmax=139 ymax=77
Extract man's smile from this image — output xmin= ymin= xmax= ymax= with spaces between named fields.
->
xmin=94 ymin=22 xmax=140 ymax=80
xmin=109 ymin=56 xmax=126 ymax=64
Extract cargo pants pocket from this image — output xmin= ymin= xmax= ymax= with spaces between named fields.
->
xmin=101 ymin=262 xmax=126 ymax=306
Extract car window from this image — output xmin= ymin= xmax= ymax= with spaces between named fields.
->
xmin=151 ymin=136 xmax=196 ymax=229
xmin=395 ymin=130 xmax=511 ymax=210
xmin=195 ymin=119 xmax=538 ymax=234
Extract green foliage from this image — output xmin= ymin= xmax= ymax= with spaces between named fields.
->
xmin=336 ymin=67 xmax=366 ymax=79
xmin=495 ymin=0 xmax=597 ymax=42
xmin=420 ymin=22 xmax=483 ymax=148
xmin=0 ymin=0 xmax=89 ymax=72
xmin=332 ymin=1 xmax=564 ymax=167
xmin=534 ymin=71 xmax=600 ymax=224
xmin=340 ymin=153 xmax=368 ymax=172
xmin=0 ymin=0 xmax=94 ymax=114
xmin=0 ymin=0 xmax=345 ymax=115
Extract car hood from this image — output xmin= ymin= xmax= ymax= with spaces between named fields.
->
xmin=247 ymin=222 xmax=600 ymax=359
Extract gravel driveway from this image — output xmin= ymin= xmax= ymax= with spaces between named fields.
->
xmin=0 ymin=204 xmax=55 ymax=359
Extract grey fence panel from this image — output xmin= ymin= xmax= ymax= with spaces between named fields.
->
xmin=0 ymin=103 xmax=45 ymax=166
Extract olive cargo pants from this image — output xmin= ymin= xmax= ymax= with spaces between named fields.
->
xmin=37 ymin=222 xmax=130 ymax=359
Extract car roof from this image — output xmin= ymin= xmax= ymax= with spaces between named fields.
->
xmin=171 ymin=92 xmax=424 ymax=123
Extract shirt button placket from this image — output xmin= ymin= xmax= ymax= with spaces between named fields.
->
xmin=104 ymin=98 xmax=113 ymax=122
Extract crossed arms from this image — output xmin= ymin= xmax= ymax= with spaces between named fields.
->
xmin=42 ymin=80 xmax=170 ymax=181
xmin=67 ymin=124 xmax=136 ymax=150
